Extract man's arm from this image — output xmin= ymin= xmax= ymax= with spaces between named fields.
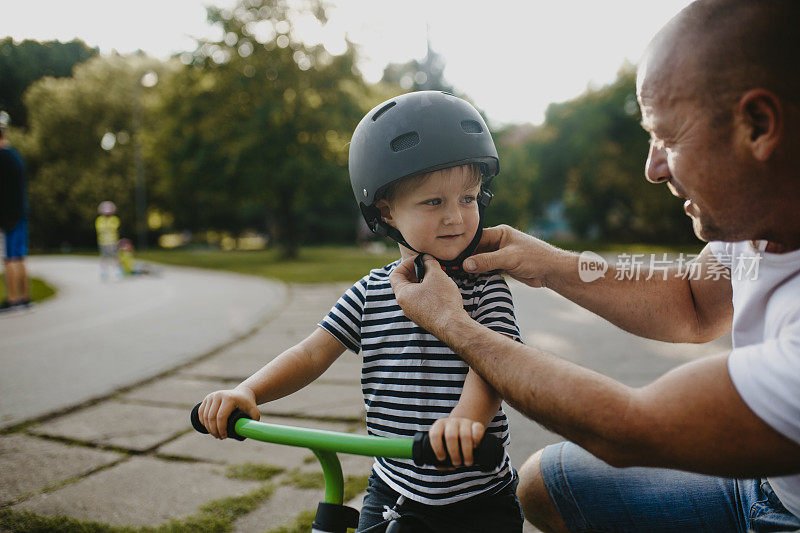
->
xmin=464 ymin=226 xmax=732 ymax=343
xmin=391 ymin=256 xmax=800 ymax=477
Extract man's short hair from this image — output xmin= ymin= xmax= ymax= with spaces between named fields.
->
xmin=670 ymin=0 xmax=800 ymax=123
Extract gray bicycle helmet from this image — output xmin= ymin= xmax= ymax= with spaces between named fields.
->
xmin=348 ymin=91 xmax=499 ymax=276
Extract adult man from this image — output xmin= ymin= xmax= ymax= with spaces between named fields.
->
xmin=0 ymin=110 xmax=31 ymax=312
xmin=389 ymin=0 xmax=800 ymax=530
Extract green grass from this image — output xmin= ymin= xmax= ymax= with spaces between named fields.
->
xmin=0 ymin=274 xmax=57 ymax=303
xmin=0 ymin=483 xmax=276 ymax=532
xmin=343 ymin=474 xmax=369 ymax=502
xmin=134 ymin=240 xmax=704 ymax=285
xmin=265 ymin=474 xmax=368 ymax=533
xmin=137 ymin=246 xmax=400 ymax=283
xmin=225 ymin=463 xmax=284 ymax=481
xmin=550 ymin=239 xmax=705 ymax=255
xmin=267 ymin=509 xmax=317 ymax=533
xmin=284 ymin=469 xmax=325 ymax=490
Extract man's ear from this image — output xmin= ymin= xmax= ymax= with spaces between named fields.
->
xmin=737 ymin=89 xmax=783 ymax=161
xmin=374 ymin=199 xmax=395 ymax=227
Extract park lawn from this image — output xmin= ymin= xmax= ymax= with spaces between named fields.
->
xmin=137 ymin=245 xmax=401 ymax=283
xmin=550 ymin=239 xmax=705 ymax=256
xmin=135 ymin=241 xmax=704 ymax=284
xmin=0 ymin=274 xmax=57 ymax=303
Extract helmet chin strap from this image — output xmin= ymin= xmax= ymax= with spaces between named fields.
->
xmin=370 ymin=186 xmax=493 ymax=279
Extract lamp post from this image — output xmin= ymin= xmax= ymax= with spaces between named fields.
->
xmin=133 ymin=70 xmax=158 ymax=250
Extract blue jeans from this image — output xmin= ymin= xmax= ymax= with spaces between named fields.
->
xmin=357 ymin=471 xmax=524 ymax=532
xmin=540 ymin=441 xmax=800 ymax=532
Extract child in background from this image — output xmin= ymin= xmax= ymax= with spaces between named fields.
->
xmin=95 ymin=201 xmax=119 ymax=280
xmin=117 ymin=238 xmax=135 ymax=276
xmin=116 ymin=238 xmax=154 ymax=277
xmin=199 ymin=91 xmax=524 ymax=532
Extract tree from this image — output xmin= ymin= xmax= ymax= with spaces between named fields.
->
xmin=18 ymin=53 xmax=164 ymax=248
xmin=501 ymin=65 xmax=695 ymax=243
xmin=0 ymin=38 xmax=98 ymax=128
xmin=147 ymin=0 xmax=370 ymax=258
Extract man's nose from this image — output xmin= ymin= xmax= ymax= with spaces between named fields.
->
xmin=645 ymin=142 xmax=670 ymax=184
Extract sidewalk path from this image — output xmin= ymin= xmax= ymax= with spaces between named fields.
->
xmin=0 ymin=256 xmax=286 ymax=429
xmin=0 ymin=264 xmax=732 ymax=532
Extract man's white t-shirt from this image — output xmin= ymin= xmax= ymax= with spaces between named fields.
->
xmin=709 ymin=240 xmax=800 ymax=517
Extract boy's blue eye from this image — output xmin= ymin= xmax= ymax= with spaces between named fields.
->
xmin=423 ymin=198 xmax=441 ymax=206
xmin=462 ymin=196 xmax=476 ymax=203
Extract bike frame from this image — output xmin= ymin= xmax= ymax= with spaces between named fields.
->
xmin=191 ymin=404 xmax=501 ymax=533
xmin=231 ymin=417 xmax=414 ymax=505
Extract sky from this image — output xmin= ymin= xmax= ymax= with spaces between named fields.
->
xmin=2 ymin=0 xmax=694 ymax=126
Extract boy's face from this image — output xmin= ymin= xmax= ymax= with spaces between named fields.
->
xmin=377 ymin=166 xmax=481 ymax=261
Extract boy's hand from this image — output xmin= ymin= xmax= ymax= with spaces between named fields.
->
xmin=198 ymin=386 xmax=260 ymax=439
xmin=428 ymin=417 xmax=486 ymax=468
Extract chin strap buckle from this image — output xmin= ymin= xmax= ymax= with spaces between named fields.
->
xmin=479 ymin=188 xmax=493 ymax=208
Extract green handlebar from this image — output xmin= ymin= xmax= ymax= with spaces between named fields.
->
xmin=233 ymin=418 xmax=414 ymax=459
xmin=191 ymin=403 xmax=504 ymax=508
xmin=224 ymin=415 xmax=414 ymax=505
xmin=192 ymin=404 xmax=412 ymax=505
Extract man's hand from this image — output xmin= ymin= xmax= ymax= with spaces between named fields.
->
xmin=462 ymin=224 xmax=566 ymax=288
xmin=428 ymin=416 xmax=486 ymax=468
xmin=389 ymin=255 xmax=468 ymax=336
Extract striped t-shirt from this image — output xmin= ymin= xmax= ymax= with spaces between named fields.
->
xmin=319 ymin=260 xmax=522 ymax=505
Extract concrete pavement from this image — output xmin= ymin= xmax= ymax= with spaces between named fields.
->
xmin=0 ymin=256 xmax=287 ymax=429
xmin=0 ymin=258 xmax=731 ymax=532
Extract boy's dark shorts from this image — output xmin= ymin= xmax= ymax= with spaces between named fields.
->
xmin=4 ymin=218 xmax=27 ymax=260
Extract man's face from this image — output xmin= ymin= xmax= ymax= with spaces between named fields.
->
xmin=637 ymin=51 xmax=756 ymax=243
xmin=381 ymin=166 xmax=481 ymax=261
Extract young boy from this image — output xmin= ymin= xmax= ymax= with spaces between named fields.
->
xmin=199 ymin=91 xmax=524 ymax=532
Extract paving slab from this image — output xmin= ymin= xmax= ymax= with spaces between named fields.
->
xmin=0 ymin=256 xmax=287 ymax=429
xmin=210 ymin=330 xmax=306 ymax=359
xmin=159 ymin=417 xmax=356 ymax=466
xmin=15 ymin=456 xmax=261 ymax=527
xmin=119 ymin=375 xmax=233 ymax=407
xmin=233 ymin=484 xmax=322 ymax=533
xmin=181 ymin=335 xmax=363 ymax=384
xmin=0 ymin=434 xmax=123 ymax=505
xmin=263 ymin=315 xmax=327 ymax=336
xmin=180 ymin=345 xmax=289 ymax=381
xmin=30 ymin=401 xmax=187 ymax=452
xmin=316 ymin=352 xmax=362 ymax=383
xmin=328 ymin=453 xmax=375 ymax=477
xmin=258 ymin=382 xmax=364 ymax=420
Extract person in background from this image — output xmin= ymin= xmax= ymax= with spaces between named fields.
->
xmin=95 ymin=201 xmax=120 ymax=280
xmin=0 ymin=110 xmax=31 ymax=312
xmin=117 ymin=237 xmax=153 ymax=276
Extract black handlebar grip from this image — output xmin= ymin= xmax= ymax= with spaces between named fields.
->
xmin=190 ymin=402 xmax=248 ymax=441
xmin=411 ymin=431 xmax=504 ymax=471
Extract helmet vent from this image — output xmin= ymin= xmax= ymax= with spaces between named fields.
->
xmin=390 ymin=131 xmax=420 ymax=152
xmin=372 ymin=101 xmax=396 ymax=122
xmin=461 ymin=120 xmax=483 ymax=134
